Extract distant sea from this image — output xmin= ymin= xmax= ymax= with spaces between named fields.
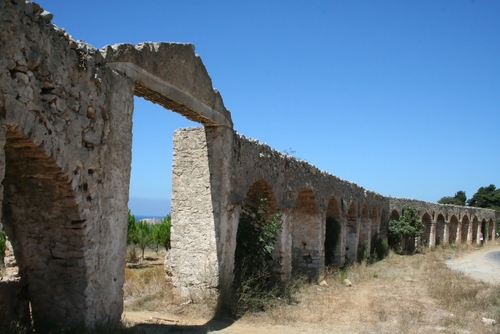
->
xmin=135 ymin=215 xmax=165 ymax=221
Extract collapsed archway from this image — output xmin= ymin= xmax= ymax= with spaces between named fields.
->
xmin=291 ymin=188 xmax=320 ymax=277
xmin=324 ymin=196 xmax=342 ymax=267
xmin=1 ymin=127 xmax=86 ymax=329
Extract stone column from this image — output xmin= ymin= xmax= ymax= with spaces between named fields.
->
xmin=429 ymin=222 xmax=436 ymax=248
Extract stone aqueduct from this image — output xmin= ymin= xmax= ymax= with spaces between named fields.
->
xmin=0 ymin=1 xmax=498 ymax=329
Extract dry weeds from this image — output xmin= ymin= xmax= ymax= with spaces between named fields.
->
xmin=124 ymin=245 xmax=500 ymax=333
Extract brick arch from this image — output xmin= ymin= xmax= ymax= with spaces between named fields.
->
xmin=1 ymin=126 xmax=87 ymax=328
xmin=324 ymin=196 xmax=342 ymax=266
xmin=291 ymin=189 xmax=320 ymax=277
xmin=241 ymin=178 xmax=279 ymax=215
xmin=390 ymin=209 xmax=400 ymax=221
xmin=461 ymin=215 xmax=470 ymax=244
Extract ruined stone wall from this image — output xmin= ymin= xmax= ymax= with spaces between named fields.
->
xmin=390 ymin=198 xmax=498 ymax=247
xmin=0 ymin=0 xmax=133 ymax=329
xmin=169 ymin=127 xmax=389 ymax=291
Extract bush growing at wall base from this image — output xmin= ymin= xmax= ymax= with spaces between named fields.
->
xmin=388 ymin=206 xmax=423 ymax=254
xmin=0 ymin=231 xmax=6 ymax=267
xmin=232 ymin=198 xmax=282 ymax=316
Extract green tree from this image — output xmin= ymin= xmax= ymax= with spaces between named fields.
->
xmin=467 ymin=184 xmax=500 ymax=210
xmin=133 ymin=220 xmax=154 ymax=261
xmin=152 ymin=214 xmax=172 ymax=252
xmin=438 ymin=191 xmax=466 ymax=206
xmin=0 ymin=231 xmax=6 ymax=267
xmin=127 ymin=210 xmax=137 ymax=245
xmin=388 ymin=206 xmax=424 ymax=254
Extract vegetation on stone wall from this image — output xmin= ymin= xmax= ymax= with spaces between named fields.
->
xmin=388 ymin=206 xmax=423 ymax=254
xmin=0 ymin=231 xmax=6 ymax=267
xmin=232 ymin=198 xmax=283 ymax=316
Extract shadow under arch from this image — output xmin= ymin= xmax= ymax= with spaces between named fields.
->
xmin=324 ymin=196 xmax=342 ymax=267
xmin=461 ymin=215 xmax=470 ymax=244
xmin=436 ymin=214 xmax=445 ymax=246
xmin=291 ymin=188 xmax=320 ymax=278
xmin=345 ymin=202 xmax=358 ymax=264
xmin=1 ymin=126 xmax=86 ymax=330
xmin=235 ymin=178 xmax=281 ymax=274
xmin=421 ymin=212 xmax=432 ymax=247
xmin=449 ymin=215 xmax=458 ymax=244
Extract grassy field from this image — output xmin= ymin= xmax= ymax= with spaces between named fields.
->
xmin=123 ymin=244 xmax=500 ymax=333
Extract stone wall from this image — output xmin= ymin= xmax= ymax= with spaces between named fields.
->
xmin=1 ymin=0 xmax=499 ymax=330
xmin=0 ymin=0 xmax=133 ymax=329
xmin=390 ymin=198 xmax=499 ymax=247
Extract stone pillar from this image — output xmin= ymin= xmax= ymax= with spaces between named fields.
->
xmin=169 ymin=126 xmax=235 ymax=299
xmin=443 ymin=222 xmax=450 ymax=245
xmin=278 ymin=207 xmax=294 ymax=281
xmin=429 ymin=222 xmax=436 ymax=248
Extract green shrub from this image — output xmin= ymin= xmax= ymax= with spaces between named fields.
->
xmin=388 ymin=206 xmax=423 ymax=254
xmin=369 ymin=233 xmax=389 ymax=262
xmin=232 ymin=198 xmax=282 ymax=316
xmin=152 ymin=214 xmax=171 ymax=251
xmin=0 ymin=231 xmax=6 ymax=267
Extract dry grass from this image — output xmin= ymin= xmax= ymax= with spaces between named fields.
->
xmin=124 ymin=245 xmax=500 ymax=333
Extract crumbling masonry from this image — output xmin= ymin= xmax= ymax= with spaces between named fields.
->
xmin=0 ymin=1 xmax=498 ymax=330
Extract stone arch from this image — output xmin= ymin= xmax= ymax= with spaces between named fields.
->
xmin=421 ymin=213 xmax=432 ymax=248
xmin=291 ymin=188 xmax=320 ymax=277
xmin=1 ymin=126 xmax=87 ymax=329
xmin=481 ymin=219 xmax=487 ymax=244
xmin=436 ymin=214 xmax=445 ymax=246
xmin=345 ymin=202 xmax=358 ymax=263
xmin=449 ymin=215 xmax=458 ymax=245
xmin=371 ymin=206 xmax=379 ymax=239
xmin=358 ymin=204 xmax=370 ymax=259
xmin=461 ymin=215 xmax=470 ymax=244
xmin=324 ymin=196 xmax=342 ymax=267
xmin=390 ymin=209 xmax=400 ymax=221
xmin=234 ymin=179 xmax=281 ymax=279
xmin=379 ymin=209 xmax=387 ymax=240
xmin=472 ymin=216 xmax=479 ymax=244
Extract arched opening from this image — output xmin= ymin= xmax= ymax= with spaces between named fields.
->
xmin=436 ymin=214 xmax=445 ymax=246
xmin=1 ymin=127 xmax=85 ymax=329
xmin=292 ymin=189 xmax=320 ymax=278
xmin=472 ymin=216 xmax=479 ymax=244
xmin=488 ymin=219 xmax=494 ymax=241
xmin=449 ymin=215 xmax=458 ymax=245
xmin=481 ymin=219 xmax=487 ymax=244
xmin=421 ymin=213 xmax=432 ymax=247
xmin=461 ymin=215 xmax=470 ymax=244
xmin=379 ymin=209 xmax=387 ymax=240
xmin=390 ymin=209 xmax=400 ymax=221
xmin=371 ymin=206 xmax=378 ymax=239
xmin=234 ymin=179 xmax=281 ymax=279
xmin=345 ymin=202 xmax=358 ymax=263
xmin=358 ymin=204 xmax=370 ymax=261
xmin=324 ymin=196 xmax=342 ymax=267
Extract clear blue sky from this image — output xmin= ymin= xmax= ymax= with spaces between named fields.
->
xmin=38 ymin=1 xmax=500 ymax=216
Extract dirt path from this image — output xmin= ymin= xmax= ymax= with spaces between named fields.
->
xmin=446 ymin=243 xmax=500 ymax=284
